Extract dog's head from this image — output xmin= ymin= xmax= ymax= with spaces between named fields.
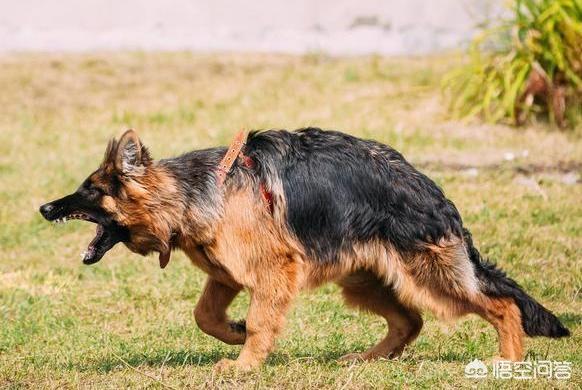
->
xmin=40 ymin=130 xmax=176 ymax=267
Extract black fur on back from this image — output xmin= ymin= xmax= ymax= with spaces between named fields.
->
xmin=245 ymin=127 xmax=463 ymax=263
xmin=243 ymin=127 xmax=569 ymax=338
xmin=160 ymin=147 xmax=226 ymax=202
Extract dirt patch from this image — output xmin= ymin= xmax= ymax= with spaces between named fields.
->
xmin=417 ymin=160 xmax=582 ymax=175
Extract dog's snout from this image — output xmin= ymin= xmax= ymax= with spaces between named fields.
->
xmin=39 ymin=203 xmax=54 ymax=218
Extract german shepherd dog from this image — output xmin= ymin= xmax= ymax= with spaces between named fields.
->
xmin=39 ymin=128 xmax=569 ymax=371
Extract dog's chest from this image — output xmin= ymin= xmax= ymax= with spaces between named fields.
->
xmin=183 ymin=244 xmax=241 ymax=289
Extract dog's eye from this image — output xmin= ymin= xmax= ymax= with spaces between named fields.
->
xmin=90 ymin=186 xmax=106 ymax=197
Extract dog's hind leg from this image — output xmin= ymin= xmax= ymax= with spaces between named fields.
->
xmin=472 ymin=296 xmax=525 ymax=361
xmin=338 ymin=271 xmax=423 ymax=361
xmin=399 ymin=239 xmax=526 ymax=361
xmin=194 ymin=277 xmax=246 ymax=345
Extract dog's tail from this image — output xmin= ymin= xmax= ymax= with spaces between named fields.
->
xmin=463 ymin=228 xmax=569 ymax=338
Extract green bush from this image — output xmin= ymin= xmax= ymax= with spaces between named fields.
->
xmin=443 ymin=0 xmax=582 ymax=127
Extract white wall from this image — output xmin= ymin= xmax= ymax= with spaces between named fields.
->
xmin=0 ymin=0 xmax=503 ymax=54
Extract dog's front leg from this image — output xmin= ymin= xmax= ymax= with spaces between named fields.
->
xmin=194 ymin=277 xmax=246 ymax=345
xmin=214 ymin=277 xmax=297 ymax=372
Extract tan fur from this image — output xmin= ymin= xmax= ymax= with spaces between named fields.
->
xmin=474 ymin=296 xmax=525 ymax=361
xmin=94 ymin=133 xmax=525 ymax=370
xmin=98 ymin=164 xmax=182 ymax=257
xmin=339 ymin=271 xmax=423 ymax=360
xmin=299 ymin=238 xmax=478 ymax=320
xmin=194 ymin=278 xmax=246 ymax=345
xmin=198 ymin=188 xmax=302 ymax=370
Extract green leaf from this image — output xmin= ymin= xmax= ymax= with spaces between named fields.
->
xmin=442 ymin=0 xmax=581 ymax=127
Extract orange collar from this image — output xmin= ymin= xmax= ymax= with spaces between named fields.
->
xmin=217 ymin=130 xmax=273 ymax=214
xmin=216 ymin=129 xmax=248 ymax=185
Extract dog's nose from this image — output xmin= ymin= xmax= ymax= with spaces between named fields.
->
xmin=39 ymin=203 xmax=54 ymax=218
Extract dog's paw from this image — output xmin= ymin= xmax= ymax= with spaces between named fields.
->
xmin=214 ymin=358 xmax=237 ymax=373
xmin=213 ymin=358 xmax=255 ymax=373
xmin=338 ymin=353 xmax=366 ymax=364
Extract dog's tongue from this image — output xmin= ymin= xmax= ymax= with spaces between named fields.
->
xmin=159 ymin=249 xmax=171 ymax=269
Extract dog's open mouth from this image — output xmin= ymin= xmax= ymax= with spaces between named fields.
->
xmin=80 ymin=223 xmax=106 ymax=264
xmin=50 ymin=211 xmax=128 ymax=265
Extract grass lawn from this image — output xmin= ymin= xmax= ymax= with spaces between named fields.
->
xmin=0 ymin=52 xmax=580 ymax=389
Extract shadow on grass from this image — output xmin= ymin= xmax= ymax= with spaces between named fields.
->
xmin=81 ymin=312 xmax=579 ymax=372
xmin=92 ymin=349 xmax=232 ymax=372
xmin=85 ymin=348 xmax=357 ymax=372
xmin=88 ymin=347 xmax=468 ymax=373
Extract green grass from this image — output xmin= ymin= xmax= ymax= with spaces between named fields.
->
xmin=0 ymin=52 xmax=580 ymax=389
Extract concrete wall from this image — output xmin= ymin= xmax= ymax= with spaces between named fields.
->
xmin=0 ymin=0 xmax=503 ymax=54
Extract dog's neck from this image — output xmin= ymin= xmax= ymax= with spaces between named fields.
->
xmin=157 ymin=147 xmax=227 ymax=244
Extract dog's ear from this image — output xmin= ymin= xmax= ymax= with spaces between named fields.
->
xmin=115 ymin=129 xmax=152 ymax=175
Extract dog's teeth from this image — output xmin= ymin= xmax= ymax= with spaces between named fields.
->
xmin=80 ymin=250 xmax=87 ymax=259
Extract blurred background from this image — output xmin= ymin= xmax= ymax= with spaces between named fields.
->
xmin=1 ymin=1 xmax=580 ymax=388
xmin=1 ymin=0 xmax=502 ymax=54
